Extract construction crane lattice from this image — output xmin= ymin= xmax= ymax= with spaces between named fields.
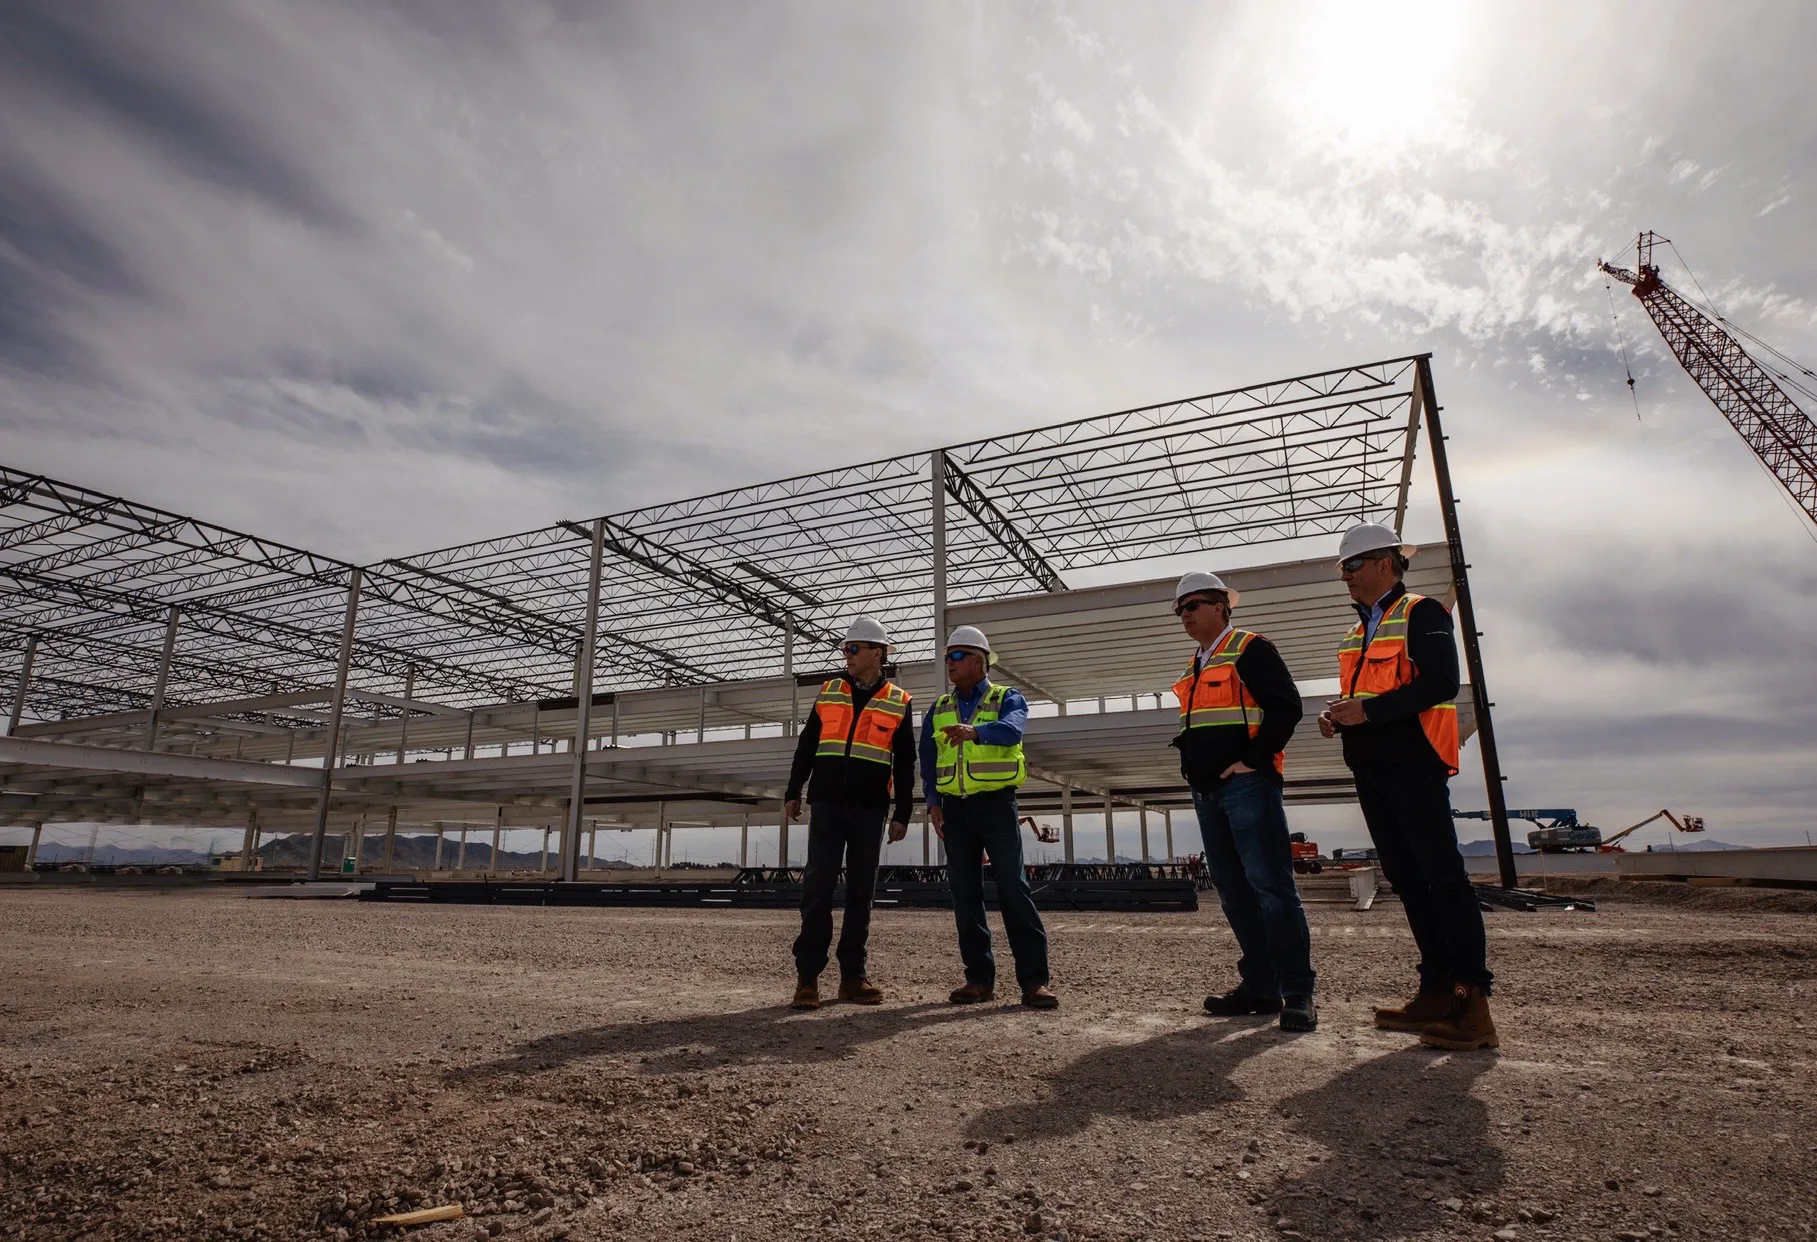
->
xmin=1600 ymin=232 xmax=1817 ymax=527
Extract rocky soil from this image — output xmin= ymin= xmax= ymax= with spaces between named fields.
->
xmin=0 ymin=886 xmax=1812 ymax=1241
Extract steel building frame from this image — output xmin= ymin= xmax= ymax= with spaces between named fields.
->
xmin=0 ymin=354 xmax=1516 ymax=882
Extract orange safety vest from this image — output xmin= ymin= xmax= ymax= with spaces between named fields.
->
xmin=1171 ymin=628 xmax=1285 ymax=778
xmin=812 ymin=677 xmax=911 ymax=768
xmin=1336 ymin=591 xmax=1460 ymax=775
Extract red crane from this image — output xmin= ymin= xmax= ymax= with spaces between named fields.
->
xmin=1599 ymin=231 xmax=1817 ymax=527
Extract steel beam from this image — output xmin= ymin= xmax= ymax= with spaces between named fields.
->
xmin=1416 ymin=358 xmax=1515 ymax=888
xmin=562 ymin=520 xmax=605 ymax=882
xmin=0 ymin=735 xmax=324 ymax=787
xmin=307 ymin=570 xmax=362 ymax=880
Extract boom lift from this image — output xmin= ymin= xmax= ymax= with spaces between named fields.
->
xmin=1598 ymin=232 xmax=1817 ymax=528
xmin=1595 ymin=808 xmax=1705 ymax=853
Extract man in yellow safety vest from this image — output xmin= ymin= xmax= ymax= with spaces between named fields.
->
xmin=783 ymin=616 xmax=914 ymax=1009
xmin=921 ymin=625 xmax=1057 ymax=1009
xmin=1318 ymin=523 xmax=1496 ymax=1050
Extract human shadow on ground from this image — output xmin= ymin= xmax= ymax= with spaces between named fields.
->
xmin=963 ymin=1017 xmax=1284 ymax=1143
xmin=446 ymin=1000 xmax=1002 ymax=1085
xmin=1269 ymin=1047 xmax=1503 ymax=1239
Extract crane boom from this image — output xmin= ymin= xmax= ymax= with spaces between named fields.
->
xmin=1599 ymin=232 xmax=1817 ymax=527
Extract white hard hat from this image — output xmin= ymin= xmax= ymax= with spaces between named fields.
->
xmin=945 ymin=625 xmax=995 ymax=665
xmin=839 ymin=616 xmax=894 ymax=651
xmin=1173 ymin=571 xmax=1240 ymax=609
xmin=1337 ymin=523 xmax=1417 ymax=565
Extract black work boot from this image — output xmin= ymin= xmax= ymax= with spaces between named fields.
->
xmin=1203 ymin=987 xmax=1283 ymax=1017
xmin=1279 ymin=994 xmax=1318 ymax=1032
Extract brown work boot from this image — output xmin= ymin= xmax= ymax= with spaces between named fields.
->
xmin=1021 ymin=985 xmax=1058 ymax=1010
xmin=790 ymin=980 xmax=820 ymax=1010
xmin=948 ymin=982 xmax=996 ymax=1005
xmin=837 ymin=978 xmax=884 ymax=1005
xmin=1419 ymin=984 xmax=1500 ymax=1051
xmin=1374 ymin=987 xmax=1454 ymax=1032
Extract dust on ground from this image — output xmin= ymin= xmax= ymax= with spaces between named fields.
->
xmin=1 ymin=886 xmax=1812 ymax=1242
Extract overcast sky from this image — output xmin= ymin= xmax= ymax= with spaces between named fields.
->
xmin=3 ymin=0 xmax=1814 ymax=851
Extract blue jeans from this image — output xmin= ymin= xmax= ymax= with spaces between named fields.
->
xmin=942 ymin=789 xmax=1050 ymax=990
xmin=1192 ymin=773 xmax=1315 ymax=998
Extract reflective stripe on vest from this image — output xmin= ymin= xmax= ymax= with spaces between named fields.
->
xmin=813 ymin=677 xmax=910 ymax=767
xmin=930 ymin=683 xmax=1026 ymax=797
xmin=1171 ymin=628 xmax=1286 ymax=778
xmin=1336 ymin=591 xmax=1460 ymax=775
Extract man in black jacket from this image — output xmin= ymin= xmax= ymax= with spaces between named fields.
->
xmin=1171 ymin=572 xmax=1315 ymax=1032
xmin=1318 ymin=523 xmax=1496 ymax=1051
xmin=783 ymin=616 xmax=914 ymax=1009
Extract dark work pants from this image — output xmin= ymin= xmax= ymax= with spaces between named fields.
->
xmin=1192 ymin=772 xmax=1316 ymax=998
xmin=942 ymin=788 xmax=1050 ymax=991
xmin=1352 ymin=761 xmax=1492 ymax=992
xmin=792 ymin=802 xmax=887 ymax=982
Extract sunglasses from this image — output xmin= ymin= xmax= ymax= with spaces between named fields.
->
xmin=841 ymin=643 xmax=874 ymax=657
xmin=944 ymin=649 xmax=979 ymax=663
xmin=1339 ymin=552 xmax=1389 ymax=574
xmin=1173 ymin=597 xmax=1224 ymax=617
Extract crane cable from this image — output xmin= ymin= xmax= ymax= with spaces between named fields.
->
xmin=1605 ymin=279 xmax=1642 ymax=421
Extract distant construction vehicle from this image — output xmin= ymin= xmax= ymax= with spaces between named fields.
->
xmin=1289 ymin=832 xmax=1323 ymax=875
xmin=1454 ymin=807 xmax=1705 ymax=853
xmin=1599 ymin=232 xmax=1817 ymax=530
xmin=1455 ymin=808 xmax=1596 ymax=853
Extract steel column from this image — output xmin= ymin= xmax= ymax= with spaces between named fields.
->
xmin=306 ymin=569 xmax=362 ymax=881
xmin=143 ymin=606 xmax=180 ymax=751
xmin=457 ymin=827 xmax=467 ymax=870
xmin=540 ymin=826 xmax=550 ymax=873
xmin=7 ymin=634 xmax=37 ymax=735
xmin=433 ymin=823 xmax=444 ymax=869
xmin=382 ymin=806 xmax=398 ymax=871
xmin=930 ymin=449 xmax=947 ymax=701
xmin=784 ymin=621 xmax=797 ymax=734
xmin=1061 ymin=782 xmax=1075 ymax=864
xmin=1103 ymin=793 xmax=1115 ymax=863
xmin=396 ymin=665 xmax=414 ymax=764
xmin=562 ymin=519 xmax=605 ymax=882
xmin=1416 ymin=357 xmax=1516 ymax=888
xmin=778 ymin=801 xmax=789 ymax=867
xmin=1139 ymin=804 xmax=1151 ymax=863
xmin=1164 ymin=807 xmax=1175 ymax=861
xmin=739 ymin=813 xmax=749 ymax=868
xmin=241 ymin=809 xmax=257 ymax=872
xmin=25 ymin=823 xmax=42 ymax=870
xmin=491 ymin=805 xmax=503 ymax=874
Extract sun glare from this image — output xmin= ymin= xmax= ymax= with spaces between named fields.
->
xmin=1276 ymin=0 xmax=1472 ymax=164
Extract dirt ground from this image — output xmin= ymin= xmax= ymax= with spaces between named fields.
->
xmin=1 ymin=886 xmax=1813 ymax=1242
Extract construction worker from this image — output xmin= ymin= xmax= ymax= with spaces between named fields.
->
xmin=1170 ymin=571 xmax=1316 ymax=1032
xmin=922 ymin=625 xmax=1057 ymax=1009
xmin=783 ymin=617 xmax=915 ymax=1009
xmin=1318 ymin=523 xmax=1496 ymax=1050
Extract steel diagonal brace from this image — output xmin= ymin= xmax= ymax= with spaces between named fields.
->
xmin=941 ymin=457 xmax=1067 ymax=593
xmin=560 ymin=519 xmax=839 ymax=645
xmin=376 ymin=560 xmax=716 ymax=684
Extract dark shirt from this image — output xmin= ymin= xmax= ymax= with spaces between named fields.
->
xmin=918 ymin=678 xmax=1029 ymax=809
xmin=1338 ymin=581 xmax=1461 ymax=769
xmin=1173 ymin=633 xmax=1303 ymax=791
xmin=785 ymin=678 xmax=917 ymax=824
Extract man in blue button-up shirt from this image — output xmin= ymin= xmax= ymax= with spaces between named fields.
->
xmin=921 ymin=629 xmax=1056 ymax=1009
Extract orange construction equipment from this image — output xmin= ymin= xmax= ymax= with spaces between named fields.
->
xmin=1596 ymin=809 xmax=1705 ymax=853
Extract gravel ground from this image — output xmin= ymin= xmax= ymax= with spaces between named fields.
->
xmin=1 ymin=886 xmax=1812 ymax=1242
